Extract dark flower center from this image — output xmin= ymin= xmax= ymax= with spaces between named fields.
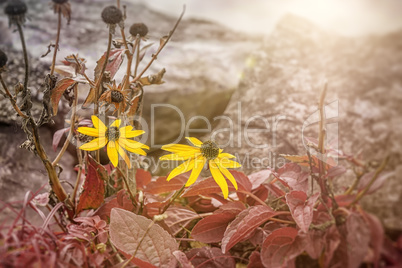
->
xmin=106 ymin=126 xmax=120 ymax=141
xmin=111 ymin=90 xmax=124 ymax=103
xmin=200 ymin=140 xmax=220 ymax=160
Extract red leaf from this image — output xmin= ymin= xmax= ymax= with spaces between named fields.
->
xmin=94 ymin=189 xmax=135 ymax=221
xmin=191 ymin=202 xmax=245 ymax=243
xmin=357 ymin=171 xmax=394 ymax=194
xmin=94 ymin=48 xmax=126 ymax=79
xmin=304 ymin=229 xmax=327 ymax=259
xmin=230 ymin=170 xmax=252 ymax=192
xmin=76 ymin=155 xmax=106 ymax=214
xmin=50 ymin=78 xmax=77 ymax=115
xmin=172 ymin=251 xmax=193 ymax=268
xmin=247 ymin=251 xmax=264 ymax=268
xmin=265 ymin=183 xmax=286 ymax=198
xmin=52 ymin=127 xmax=69 ymax=151
xmin=247 ymin=185 xmax=269 ymax=206
xmin=322 ymin=225 xmax=341 ymax=267
xmin=363 ymin=212 xmax=384 ymax=266
xmin=109 ymin=208 xmax=178 ymax=267
xmin=164 ymin=206 xmax=198 ymax=236
xmin=276 ymin=163 xmax=309 ymax=192
xmin=285 ymin=191 xmax=319 ymax=233
xmin=185 ymin=247 xmax=235 ymax=268
xmin=136 ymin=168 xmax=152 ymax=190
xmin=145 ymin=175 xmax=188 ymax=195
xmin=222 ymin=205 xmax=279 ymax=253
xmin=248 ymin=169 xmax=272 ymax=190
xmin=261 ymin=227 xmax=306 ymax=268
xmin=331 ymin=213 xmax=370 ymax=268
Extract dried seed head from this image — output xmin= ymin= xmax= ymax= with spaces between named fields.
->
xmin=0 ymin=49 xmax=7 ymax=68
xmin=111 ymin=90 xmax=124 ymax=103
xmin=52 ymin=0 xmax=68 ymax=3
xmin=101 ymin=6 xmax=122 ymax=25
xmin=129 ymin=23 xmax=148 ymax=37
xmin=200 ymin=140 xmax=220 ymax=160
xmin=4 ymin=0 xmax=27 ymax=16
xmin=106 ymin=126 xmax=120 ymax=141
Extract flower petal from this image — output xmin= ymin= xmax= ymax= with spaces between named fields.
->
xmin=109 ymin=119 xmax=121 ymax=128
xmin=79 ymin=137 xmax=107 ymax=151
xmin=218 ymin=159 xmax=242 ymax=169
xmin=185 ymin=156 xmax=206 ymax=187
xmin=120 ymin=127 xmax=145 ymax=138
xmin=217 ymin=153 xmax=236 ymax=159
xmin=116 ymin=141 xmax=131 ymax=168
xmin=77 ymin=127 xmax=102 ymax=137
xmin=91 ymin=115 xmax=106 ymax=132
xmin=210 ymin=161 xmax=229 ymax=199
xmin=107 ymin=141 xmax=119 ymax=167
xmin=161 ymin=144 xmax=199 ymax=153
xmin=160 ymin=151 xmax=201 ymax=161
xmin=215 ymin=160 xmax=238 ymax=190
xmin=167 ymin=159 xmax=195 ymax=181
xmin=119 ymin=138 xmax=149 ymax=152
xmin=186 ymin=137 xmax=203 ymax=147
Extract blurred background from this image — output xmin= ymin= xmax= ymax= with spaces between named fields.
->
xmin=144 ymin=0 xmax=402 ymax=36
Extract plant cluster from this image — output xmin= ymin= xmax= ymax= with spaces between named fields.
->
xmin=0 ymin=0 xmax=400 ymax=267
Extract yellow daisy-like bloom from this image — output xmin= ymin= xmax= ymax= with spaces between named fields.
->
xmin=77 ymin=115 xmax=149 ymax=168
xmin=160 ymin=137 xmax=241 ymax=199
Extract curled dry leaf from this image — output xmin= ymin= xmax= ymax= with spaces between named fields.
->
xmin=50 ymin=78 xmax=77 ymax=115
xmin=138 ymin=68 xmax=166 ymax=86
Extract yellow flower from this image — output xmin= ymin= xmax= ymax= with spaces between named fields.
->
xmin=77 ymin=115 xmax=148 ymax=168
xmin=160 ymin=137 xmax=241 ymax=198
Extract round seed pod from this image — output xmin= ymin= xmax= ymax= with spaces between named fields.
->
xmin=4 ymin=0 xmax=27 ymax=16
xmin=0 ymin=49 xmax=7 ymax=68
xmin=52 ymin=0 xmax=68 ymax=4
xmin=129 ymin=23 xmax=148 ymax=37
xmin=200 ymin=140 xmax=220 ymax=160
xmin=101 ymin=6 xmax=122 ymax=25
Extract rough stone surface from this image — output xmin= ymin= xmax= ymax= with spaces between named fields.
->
xmin=1 ymin=0 xmax=259 ymax=147
xmin=211 ymin=14 xmax=402 ymax=230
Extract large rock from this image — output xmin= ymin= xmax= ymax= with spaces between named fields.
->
xmin=211 ymin=14 xmax=402 ymax=231
xmin=0 ymin=0 xmax=259 ymax=147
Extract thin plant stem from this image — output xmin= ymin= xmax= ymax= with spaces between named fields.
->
xmin=50 ymin=11 xmax=62 ymax=75
xmin=0 ymin=75 xmax=28 ymax=119
xmin=71 ymin=148 xmax=83 ymax=205
xmin=317 ymin=83 xmax=329 ymax=200
xmin=52 ymin=85 xmax=78 ymax=166
xmin=161 ymin=184 xmax=186 ymax=214
xmin=130 ymin=6 xmax=185 ymax=84
xmin=14 ymin=19 xmax=73 ymax=217
xmin=344 ymin=171 xmax=364 ymax=195
xmin=133 ymin=37 xmax=140 ymax=77
xmin=72 ymin=54 xmax=94 ymax=86
xmin=237 ymin=190 xmax=268 ymax=207
xmin=16 ymin=22 xmax=29 ymax=91
xmin=94 ymin=31 xmax=113 ymax=162
xmin=116 ymin=166 xmax=136 ymax=203
xmin=94 ymin=31 xmax=113 ymax=115
xmin=349 ymin=156 xmax=389 ymax=207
